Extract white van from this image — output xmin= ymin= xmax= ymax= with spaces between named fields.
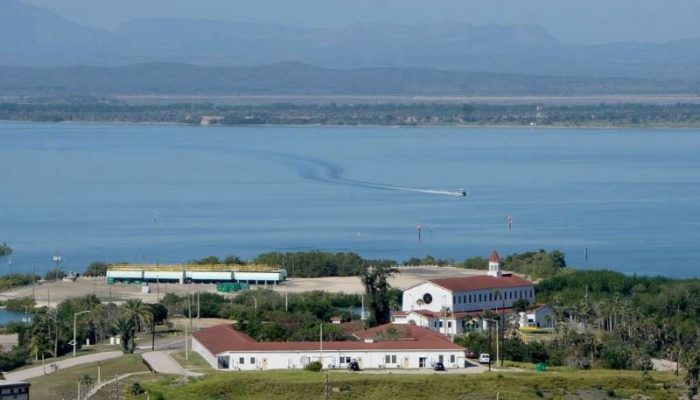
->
xmin=478 ymin=354 xmax=491 ymax=364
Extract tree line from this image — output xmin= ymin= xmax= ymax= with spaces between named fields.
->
xmin=1 ymin=102 xmax=699 ymax=127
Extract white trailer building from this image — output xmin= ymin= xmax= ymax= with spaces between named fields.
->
xmin=192 ymin=323 xmax=467 ymax=371
xmin=106 ymin=264 xmax=287 ymax=285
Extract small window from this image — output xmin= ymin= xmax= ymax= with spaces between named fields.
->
xmin=346 ymin=357 xmax=351 ymax=363
xmin=439 ymin=321 xmax=443 ymax=328
xmin=468 ymin=295 xmax=472 ymax=302
xmin=239 ymin=357 xmax=244 ymax=364
xmin=447 ymin=321 xmax=452 ymax=328
xmin=453 ymin=296 xmax=456 ymax=304
xmin=450 ymin=355 xmax=456 ymax=363
xmin=250 ymin=357 xmax=256 ymax=364
xmin=489 ymin=293 xmax=492 ymax=301
xmin=391 ymin=355 xmax=397 ymax=363
xmin=385 ymin=354 xmax=391 ymax=363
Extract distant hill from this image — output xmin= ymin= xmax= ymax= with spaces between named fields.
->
xmin=2 ymin=0 xmax=700 ymax=82
xmin=0 ymin=62 xmax=697 ymax=97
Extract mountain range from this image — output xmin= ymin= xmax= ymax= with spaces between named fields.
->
xmin=2 ymin=0 xmax=700 ymax=84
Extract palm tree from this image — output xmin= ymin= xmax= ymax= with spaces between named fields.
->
xmin=120 ymin=299 xmax=152 ymax=333
xmin=29 ymin=331 xmax=51 ymax=362
xmin=29 ymin=312 xmax=52 ymax=361
xmin=113 ymin=317 xmax=135 ymax=354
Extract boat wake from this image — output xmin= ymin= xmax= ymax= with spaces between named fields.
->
xmin=289 ymin=155 xmax=466 ymax=197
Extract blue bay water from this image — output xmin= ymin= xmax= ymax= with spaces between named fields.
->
xmin=0 ymin=122 xmax=698 ymax=277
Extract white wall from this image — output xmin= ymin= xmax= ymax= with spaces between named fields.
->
xmin=451 ymin=285 xmax=535 ymax=312
xmin=209 ymin=349 xmax=466 ymax=371
xmin=234 ymin=271 xmax=284 ymax=282
xmin=191 ymin=337 xmax=218 ymax=369
xmin=402 ymin=283 xmax=453 ymax=313
xmin=528 ymin=305 xmax=554 ymax=328
xmin=403 ymin=282 xmax=535 ymax=314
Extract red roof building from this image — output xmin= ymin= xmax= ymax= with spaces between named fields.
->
xmin=191 ymin=323 xmax=466 ymax=371
xmin=395 ymin=251 xmax=535 ymax=336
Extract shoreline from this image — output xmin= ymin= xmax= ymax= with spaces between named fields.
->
xmin=2 ymin=119 xmax=699 ymax=130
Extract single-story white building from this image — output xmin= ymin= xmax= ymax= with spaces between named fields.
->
xmin=192 ymin=323 xmax=467 ymax=371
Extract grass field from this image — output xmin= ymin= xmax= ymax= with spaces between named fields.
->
xmin=171 ymin=350 xmax=211 ymax=373
xmin=139 ymin=369 xmax=685 ymax=400
xmin=27 ymin=354 xmax=150 ymax=400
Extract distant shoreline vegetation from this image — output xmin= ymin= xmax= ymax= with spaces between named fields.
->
xmin=1 ymin=102 xmax=700 ymax=128
xmin=76 ymin=249 xmax=572 ymax=281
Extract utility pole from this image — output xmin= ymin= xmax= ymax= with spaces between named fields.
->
xmin=53 ymin=310 xmax=59 ymax=360
xmin=487 ymin=321 xmax=492 ymax=372
xmin=185 ymin=324 xmax=189 ymax=361
xmin=188 ymin=293 xmax=192 ymax=331
xmin=496 ymin=320 xmax=499 ymax=369
xmin=500 ymin=298 xmax=505 ymax=368
xmin=151 ymin=310 xmax=156 ymax=351
xmin=319 ymin=323 xmax=323 ymax=363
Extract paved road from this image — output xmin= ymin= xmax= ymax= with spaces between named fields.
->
xmin=142 ymin=350 xmax=203 ymax=377
xmin=6 ymin=351 xmax=123 ymax=381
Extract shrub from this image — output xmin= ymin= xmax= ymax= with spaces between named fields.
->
xmin=44 ymin=269 xmax=66 ymax=281
xmin=130 ymin=382 xmax=145 ymax=395
xmin=304 ymin=361 xmax=322 ymax=372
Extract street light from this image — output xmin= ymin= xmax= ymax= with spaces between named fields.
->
xmin=73 ymin=310 xmax=91 ymax=357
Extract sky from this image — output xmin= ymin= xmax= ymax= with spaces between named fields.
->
xmin=22 ymin=0 xmax=700 ymax=44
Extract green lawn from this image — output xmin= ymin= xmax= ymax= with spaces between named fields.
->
xmin=27 ymin=354 xmax=150 ymax=400
xmin=140 ymin=369 xmax=685 ymax=400
xmin=171 ymin=351 xmax=211 ymax=373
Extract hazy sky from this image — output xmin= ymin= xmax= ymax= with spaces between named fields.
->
xmin=23 ymin=0 xmax=700 ymax=44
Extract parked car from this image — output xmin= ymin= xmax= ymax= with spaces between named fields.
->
xmin=478 ymin=354 xmax=491 ymax=364
xmin=466 ymin=350 xmax=479 ymax=359
xmin=348 ymin=360 xmax=361 ymax=371
xmin=433 ymin=362 xmax=446 ymax=371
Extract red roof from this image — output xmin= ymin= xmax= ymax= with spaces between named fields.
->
xmin=428 ymin=274 xmax=532 ymax=292
xmin=490 ymin=250 xmax=500 ymax=263
xmin=192 ymin=323 xmax=464 ymax=355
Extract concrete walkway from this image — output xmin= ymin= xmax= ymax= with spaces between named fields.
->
xmin=5 ymin=351 xmax=123 ymax=381
xmin=142 ymin=350 xmax=203 ymax=377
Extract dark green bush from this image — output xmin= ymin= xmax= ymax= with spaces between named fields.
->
xmin=304 ymin=361 xmax=322 ymax=372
